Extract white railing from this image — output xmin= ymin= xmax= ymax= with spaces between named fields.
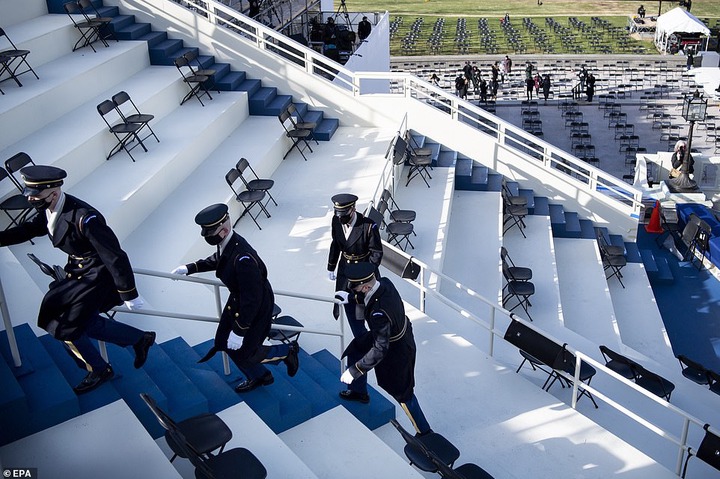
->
xmin=129 ymin=0 xmax=643 ymax=225
xmin=377 ymin=240 xmax=714 ymax=477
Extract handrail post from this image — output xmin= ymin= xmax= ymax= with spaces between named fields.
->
xmin=571 ymin=357 xmax=581 ymax=409
xmin=676 ymin=418 xmax=690 ymax=476
xmin=212 ymin=284 xmax=231 ymax=376
xmin=488 ymin=308 xmax=495 ymax=358
xmin=0 ymin=276 xmax=21 ymax=367
xmin=419 ymin=267 xmax=426 ymax=313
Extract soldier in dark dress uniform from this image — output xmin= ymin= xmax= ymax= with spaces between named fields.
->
xmin=171 ymin=204 xmax=299 ymax=393
xmin=0 ymin=166 xmax=155 ymax=394
xmin=327 ymin=193 xmax=382 ymax=402
xmin=341 ymin=262 xmax=431 ymax=435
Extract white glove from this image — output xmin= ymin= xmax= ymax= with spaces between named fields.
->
xmin=124 ymin=295 xmax=145 ymax=311
xmin=171 ymin=265 xmax=188 ymax=275
xmin=340 ymin=369 xmax=354 ymax=384
xmin=334 ymin=290 xmax=349 ymax=304
xmin=328 ymin=271 xmax=336 ymax=281
xmin=227 ymin=332 xmax=244 ymax=350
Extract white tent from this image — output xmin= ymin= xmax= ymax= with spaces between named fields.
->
xmin=654 ymin=7 xmax=710 ymax=53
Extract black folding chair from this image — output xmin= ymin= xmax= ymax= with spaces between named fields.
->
xmin=677 ymin=355 xmax=710 ymax=386
xmin=174 ymin=55 xmax=213 ymax=106
xmin=405 ymin=146 xmax=432 ymax=188
xmin=183 ymin=49 xmax=217 ymax=91
xmin=64 ymin=1 xmax=108 ymax=52
xmin=502 ymin=261 xmax=534 ymax=320
xmin=226 ymin=168 xmax=270 ymax=230
xmin=377 ymin=199 xmax=415 ymax=251
xmin=681 ymin=424 xmax=720 ymax=478
xmin=0 ymin=169 xmax=34 ymax=230
xmin=111 ymin=91 xmax=159 ymax=145
xmin=500 ymin=247 xmax=532 ymax=282
xmin=381 ymin=188 xmax=416 ymax=224
xmin=77 ymin=0 xmax=117 ymax=44
xmin=235 ymin=157 xmax=277 ymax=207
xmin=97 ymin=99 xmax=148 ymax=161
xmin=140 ymin=393 xmax=233 ymax=464
xmin=599 ymin=345 xmax=638 ymax=380
xmin=278 ymin=108 xmax=313 ymax=160
xmin=502 ymin=190 xmax=528 ymax=238
xmin=0 ymin=27 xmax=39 ymax=87
xmin=286 ymin=103 xmax=318 ymax=145
xmin=390 ymin=419 xmax=460 ymax=473
xmin=632 ymin=364 xmax=675 ymax=401
xmin=548 ymin=345 xmax=599 ymax=408
xmin=427 ymin=447 xmax=495 ymax=479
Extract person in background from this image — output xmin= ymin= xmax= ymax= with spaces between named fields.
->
xmin=0 ymin=165 xmax=154 ymax=395
xmin=670 ymin=140 xmax=694 ymax=178
xmin=171 ymin=204 xmax=299 ymax=393
xmin=357 ymin=16 xmax=372 ymax=41
xmin=637 ymin=5 xmax=646 ymax=18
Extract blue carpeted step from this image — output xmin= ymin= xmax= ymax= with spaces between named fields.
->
xmin=168 ymin=47 xmax=199 ymax=65
xmin=274 ymin=349 xmax=337 ymax=417
xmin=148 ymin=39 xmax=184 ymax=65
xmin=93 ymin=4 xmax=119 ymax=17
xmin=0 ymin=337 xmax=30 ymax=446
xmin=38 ymin=334 xmax=120 ymax=415
xmin=410 ymin=133 xmax=425 ymax=148
xmin=215 ymin=71 xmax=247 ymax=91
xmin=141 ymin=343 xmax=209 ymax=425
xmin=314 ymin=118 xmax=339 ymax=141
xmin=437 ymin=150 xmax=456 ymax=167
xmin=609 ymin=234 xmax=625 ymax=251
xmin=108 ymin=14 xmax=135 ymax=33
xmin=0 ymin=324 xmax=80 ymax=445
xmin=654 ymin=257 xmax=674 ymax=283
xmin=248 ymin=87 xmax=278 ymax=114
xmin=300 ymin=109 xmax=324 ymax=125
xmin=486 ymin=173 xmax=503 ymax=192
xmin=114 ymin=22 xmax=151 ymax=41
xmin=579 ymin=219 xmax=596 ymax=239
xmin=238 ymin=78 xmax=262 ymax=97
xmin=549 ymin=204 xmax=566 ymax=236
xmin=192 ymin=339 xmax=312 ymax=433
xmin=470 ymin=165 xmax=489 ymax=188
xmin=311 ymin=349 xmax=395 ymax=430
xmin=624 ymin=241 xmax=642 ymax=263
xmin=102 ymin=343 xmax=169 ymax=438
xmin=561 ymin=211 xmax=582 ymax=238
xmin=640 ymin=249 xmax=674 ymax=283
xmin=138 ymin=30 xmax=168 ymax=48
xmin=505 ymin=181 xmax=520 ymax=197
xmin=532 ymin=196 xmax=549 ymax=216
xmin=265 ymin=95 xmax=293 ymax=117
xmin=454 ymin=158 xmax=473 ymax=191
xmin=159 ymin=337 xmax=239 ymax=414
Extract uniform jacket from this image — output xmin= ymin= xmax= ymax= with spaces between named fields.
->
xmin=0 ymin=194 xmax=137 ymax=339
xmin=187 ymin=232 xmax=274 ymax=360
xmin=327 ymin=212 xmax=382 ymax=292
xmin=343 ymin=277 xmax=416 ymax=402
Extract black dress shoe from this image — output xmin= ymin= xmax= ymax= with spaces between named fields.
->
xmin=235 ymin=373 xmax=274 ymax=393
xmin=284 ymin=341 xmax=299 ymax=377
xmin=73 ymin=366 xmax=114 ymax=394
xmin=339 ymin=390 xmax=370 ymax=404
xmin=133 ymin=331 xmax=156 ymax=369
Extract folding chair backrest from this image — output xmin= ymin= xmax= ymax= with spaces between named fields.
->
xmin=682 ymin=214 xmax=701 ymax=244
xmin=236 ymin=157 xmax=251 ymax=175
xmin=504 ymin=319 xmax=561 ymax=367
xmin=165 ymin=427 xmax=216 ymax=478
xmin=393 ymin=136 xmax=408 ymax=165
xmin=225 ymin=168 xmax=243 ymax=195
xmin=4 ymin=152 xmax=35 ymax=190
xmin=599 ymin=345 xmax=636 ymax=369
xmin=0 ymin=28 xmax=16 ymax=49
xmin=366 ymin=206 xmax=383 ymax=229
xmin=683 ymin=424 xmax=720 ymax=478
xmin=139 ymin=392 xmax=179 ymax=432
xmin=97 ymin=99 xmax=117 ymax=122
xmin=112 ymin=90 xmax=132 ymax=108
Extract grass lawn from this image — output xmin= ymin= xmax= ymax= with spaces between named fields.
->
xmin=344 ymin=0 xmax=720 ymax=55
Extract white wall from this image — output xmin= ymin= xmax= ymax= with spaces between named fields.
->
xmin=0 ymin=0 xmax=47 ymax=27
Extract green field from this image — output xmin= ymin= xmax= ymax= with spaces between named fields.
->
xmin=344 ymin=0 xmax=720 ymax=55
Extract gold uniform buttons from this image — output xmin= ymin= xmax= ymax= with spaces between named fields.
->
xmin=235 ymin=313 xmax=239 ymax=317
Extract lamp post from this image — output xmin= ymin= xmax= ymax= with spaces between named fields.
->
xmin=668 ymin=89 xmax=707 ymax=192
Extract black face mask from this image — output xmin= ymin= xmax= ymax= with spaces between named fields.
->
xmin=353 ymin=291 xmax=365 ymax=303
xmin=204 ymin=233 xmax=224 ymax=246
xmin=29 ymin=196 xmax=52 ymax=211
xmin=338 ymin=213 xmax=352 ymax=225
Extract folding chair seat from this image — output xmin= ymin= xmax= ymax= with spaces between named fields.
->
xmin=182 ymin=49 xmax=218 ymax=92
xmin=599 ymin=345 xmax=637 ymax=380
xmin=405 ymin=149 xmax=432 ymax=188
xmin=632 ymin=364 xmax=675 ymax=401
xmin=286 ymin=103 xmax=318 ymax=145
xmin=139 ymin=393 xmax=233 ymax=465
xmin=174 ymin=55 xmax=213 ymax=106
xmin=390 ymin=419 xmax=460 ymax=473
xmin=502 ymin=191 xmax=528 ymax=238
xmin=267 ymin=315 xmax=303 ymax=344
xmin=502 ymin=263 xmax=534 ymax=320
xmin=677 ymin=355 xmax=710 ymax=385
xmin=378 ymin=199 xmax=414 ymax=250
xmin=601 ymin=248 xmax=627 ymax=288
xmin=681 ymin=424 xmax=720 ymax=478
xmin=381 ymin=188 xmax=416 ymax=224
xmin=97 ymin=99 xmax=148 ymax=162
xmin=0 ymin=169 xmax=34 ymax=230
xmin=515 ymin=349 xmax=553 ymax=386
xmin=278 ymin=108 xmax=313 ymax=160
xmin=64 ymin=1 xmax=108 ymax=52
xmin=0 ymin=27 xmax=39 ymax=87
xmin=548 ymin=345 xmax=599 ymax=408
xmin=225 ymin=168 xmax=270 ymax=230
xmin=77 ymin=0 xmax=117 ymax=43
xmin=501 ymin=179 xmax=527 ymax=207
xmin=235 ymin=157 xmax=277 ymax=207
xmin=111 ymin=91 xmax=159 ymax=145
xmin=501 ymin=247 xmax=532 ymax=281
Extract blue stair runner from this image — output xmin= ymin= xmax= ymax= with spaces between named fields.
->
xmin=49 ymin=0 xmax=339 ymax=141
xmin=0 ymin=323 xmax=394 ymax=445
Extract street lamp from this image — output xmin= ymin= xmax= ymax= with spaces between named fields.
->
xmin=669 ymin=89 xmax=707 ymax=192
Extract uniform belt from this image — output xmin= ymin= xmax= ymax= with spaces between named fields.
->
xmin=69 ymin=254 xmax=93 ymax=261
xmin=343 ymin=252 xmax=369 ymax=261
